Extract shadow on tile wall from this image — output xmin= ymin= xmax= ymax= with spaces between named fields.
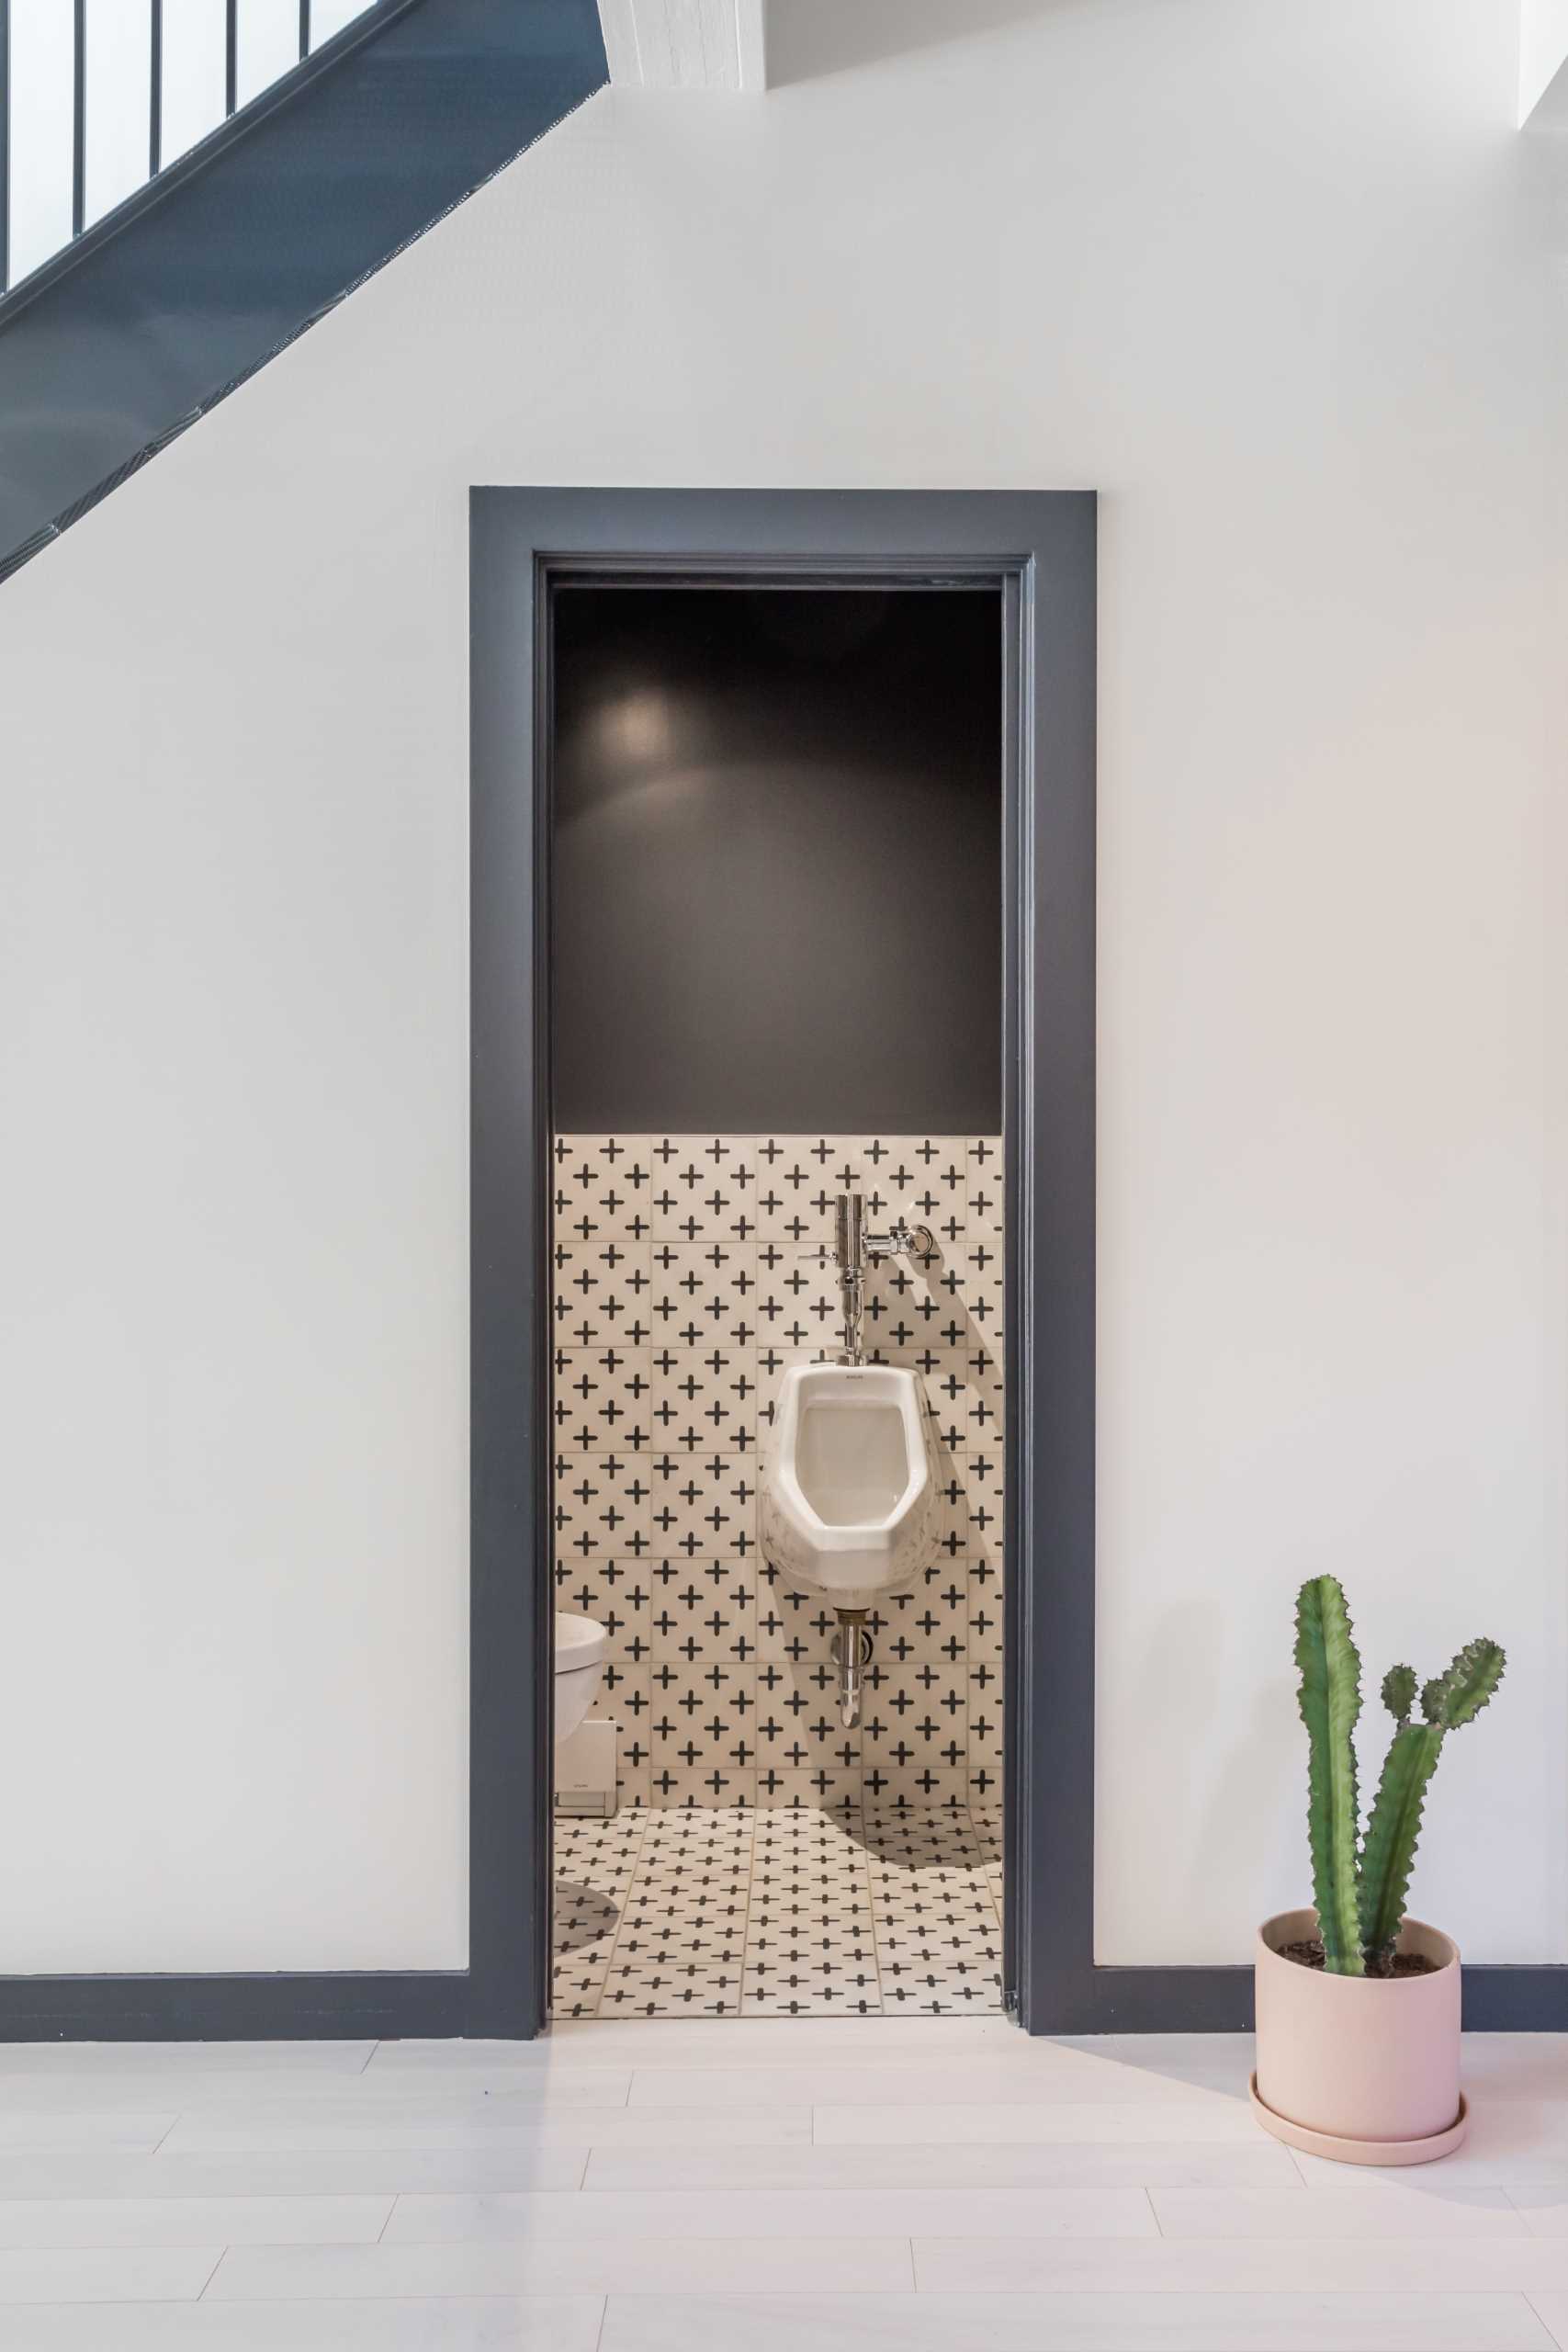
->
xmin=551 ymin=1133 xmax=1004 ymax=1813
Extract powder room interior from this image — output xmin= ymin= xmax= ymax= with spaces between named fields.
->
xmin=547 ymin=583 xmax=1008 ymax=2020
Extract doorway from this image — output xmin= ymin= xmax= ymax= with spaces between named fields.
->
xmin=469 ymin=488 xmax=1104 ymax=2039
xmin=548 ymin=582 xmax=1005 ymax=2017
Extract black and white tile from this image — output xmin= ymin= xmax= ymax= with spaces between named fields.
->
xmin=553 ymin=1134 xmax=1003 ymax=1815
xmin=552 ymin=1804 xmax=1004 ymax=2018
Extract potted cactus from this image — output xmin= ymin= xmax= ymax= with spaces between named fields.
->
xmin=1252 ymin=1575 xmax=1505 ymax=2165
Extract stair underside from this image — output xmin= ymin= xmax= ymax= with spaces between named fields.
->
xmin=0 ymin=0 xmax=607 ymax=582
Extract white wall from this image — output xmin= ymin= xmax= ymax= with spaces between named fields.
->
xmin=0 ymin=0 xmax=1562 ymax=1972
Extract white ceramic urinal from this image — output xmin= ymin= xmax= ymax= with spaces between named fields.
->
xmin=554 ymin=1610 xmax=608 ymax=1743
xmin=760 ymin=1363 xmax=939 ymax=1611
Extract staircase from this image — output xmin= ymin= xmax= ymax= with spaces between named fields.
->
xmin=0 ymin=0 xmax=607 ymax=581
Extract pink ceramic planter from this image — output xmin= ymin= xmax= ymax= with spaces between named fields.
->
xmin=1252 ymin=1906 xmax=1467 ymax=2165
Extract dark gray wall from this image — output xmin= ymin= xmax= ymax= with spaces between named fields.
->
xmin=550 ymin=586 xmax=1002 ymax=1134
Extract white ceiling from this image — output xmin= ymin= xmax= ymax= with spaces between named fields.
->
xmin=597 ymin=0 xmax=767 ymax=89
xmin=1519 ymin=0 xmax=1568 ymax=121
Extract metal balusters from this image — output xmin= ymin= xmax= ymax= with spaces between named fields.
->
xmin=149 ymin=0 xmax=162 ymax=179
xmin=70 ymin=0 xmax=85 ymax=238
xmin=0 ymin=0 xmax=9 ymax=293
xmin=0 ymin=0 xmax=378 ymax=308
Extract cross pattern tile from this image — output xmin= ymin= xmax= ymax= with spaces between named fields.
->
xmin=554 ymin=1135 xmax=1003 ymax=1812
xmin=552 ymin=1804 xmax=1004 ymax=2018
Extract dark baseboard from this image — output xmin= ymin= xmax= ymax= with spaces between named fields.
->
xmin=0 ymin=1972 xmax=471 ymax=2042
xmin=0 ymin=1959 xmax=1557 ymax=2043
xmin=1026 ymin=1962 xmax=1568 ymax=2036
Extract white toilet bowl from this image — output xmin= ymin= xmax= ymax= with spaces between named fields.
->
xmin=760 ymin=1362 xmax=940 ymax=1611
xmin=555 ymin=1610 xmax=609 ymax=1743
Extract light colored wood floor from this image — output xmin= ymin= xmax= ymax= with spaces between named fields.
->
xmin=0 ymin=2024 xmax=1563 ymax=2346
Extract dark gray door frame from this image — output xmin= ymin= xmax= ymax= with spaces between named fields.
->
xmin=0 ymin=486 xmax=1553 ymax=2039
xmin=483 ymin=484 xmax=1115 ymax=2033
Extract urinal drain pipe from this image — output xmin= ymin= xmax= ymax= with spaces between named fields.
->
xmin=832 ymin=1611 xmax=874 ymax=1729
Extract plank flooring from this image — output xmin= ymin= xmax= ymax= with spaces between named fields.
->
xmin=0 ymin=2026 xmax=1563 ymax=2346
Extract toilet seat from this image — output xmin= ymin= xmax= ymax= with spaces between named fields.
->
xmin=555 ymin=1610 xmax=609 ymax=1743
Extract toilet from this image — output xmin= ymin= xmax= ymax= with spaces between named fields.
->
xmin=760 ymin=1362 xmax=940 ymax=1611
xmin=554 ymin=1610 xmax=609 ymax=1742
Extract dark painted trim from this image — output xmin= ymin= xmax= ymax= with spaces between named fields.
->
xmin=472 ymin=488 xmax=1097 ymax=2034
xmin=0 ymin=0 xmax=607 ymax=580
xmin=1040 ymin=1965 xmax=1568 ymax=2036
xmin=225 ymin=0 xmax=240 ymax=119
xmin=465 ymin=496 xmax=558 ymax=2041
xmin=0 ymin=1973 xmax=468 ymax=2043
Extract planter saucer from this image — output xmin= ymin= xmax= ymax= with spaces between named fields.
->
xmin=1249 ymin=2074 xmax=1467 ymax=2166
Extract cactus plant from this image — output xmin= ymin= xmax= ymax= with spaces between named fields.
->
xmin=1292 ymin=1577 xmax=1505 ymax=1977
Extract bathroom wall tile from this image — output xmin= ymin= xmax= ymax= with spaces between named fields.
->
xmin=649 ymin=1346 xmax=758 ymax=1453
xmin=858 ymin=1135 xmax=967 ymax=1252
xmin=649 ymin=1241 xmax=759 ymax=1351
xmin=648 ymin=1139 xmax=758 ymax=1243
xmin=861 ymin=1704 xmax=968 ymax=1788
xmin=553 ymin=1346 xmax=655 ymax=1453
xmin=863 ymin=1760 xmax=973 ymax=1812
xmin=756 ymin=1766 xmax=863 ymax=1813
xmin=962 ymin=1463 xmax=1005 ymax=1566
xmin=554 ymin=1132 xmax=1001 ymax=1819
xmin=754 ymin=1239 xmax=841 ymax=1353
xmin=955 ymin=1235 xmax=1005 ymax=1344
xmin=591 ymin=1661 xmax=652 ymax=1789
xmin=753 ymin=1678 xmax=861 ymax=1781
xmin=555 ymin=1557 xmax=652 ymax=1651
xmin=615 ymin=1761 xmax=653 ymax=1813
xmin=863 ymin=1254 xmax=960 ymax=1354
xmin=553 ymin=1453 xmax=654 ymax=1565
xmin=967 ymin=1728 xmax=1004 ymax=1809
xmin=649 ymin=1453 xmax=756 ymax=1559
xmin=648 ymin=1560 xmax=757 ymax=1668
xmin=650 ymin=1766 xmax=758 ymax=1813
xmin=968 ymin=1330 xmax=1005 ymax=1401
xmin=912 ymin=1351 xmax=977 ymax=1452
xmin=756 ymin=1573 xmax=836 ymax=1655
xmin=649 ymin=1659 xmax=757 ymax=1788
xmin=551 ymin=1239 xmax=653 ymax=1348
xmin=965 ymin=1136 xmax=1005 ymax=1234
xmin=552 ymin=1135 xmax=657 ymax=1242
xmin=753 ymin=1136 xmax=864 ymax=1244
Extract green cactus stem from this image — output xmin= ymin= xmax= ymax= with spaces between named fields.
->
xmin=1293 ymin=1576 xmax=1364 ymax=1974
xmin=1357 ymin=1721 xmax=1445 ymax=1974
xmin=1357 ymin=1638 xmax=1506 ymax=1975
xmin=1381 ymin=1665 xmax=1416 ymax=1728
xmin=1423 ymin=1639 xmax=1506 ymax=1730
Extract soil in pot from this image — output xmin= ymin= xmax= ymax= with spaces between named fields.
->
xmin=1278 ymin=1936 xmax=1436 ymax=1979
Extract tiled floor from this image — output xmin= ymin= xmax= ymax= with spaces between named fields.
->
xmin=553 ymin=1803 xmax=1004 ymax=2018
xmin=2 ymin=2027 xmax=1566 ymax=2346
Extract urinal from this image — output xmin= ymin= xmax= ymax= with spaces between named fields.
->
xmin=760 ymin=1363 xmax=940 ymax=1613
xmin=554 ymin=1610 xmax=608 ymax=1743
